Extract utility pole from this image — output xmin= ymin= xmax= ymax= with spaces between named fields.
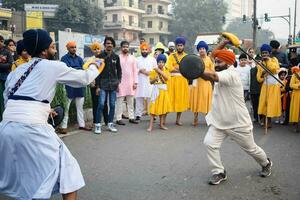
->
xmin=253 ymin=0 xmax=257 ymax=49
xmin=293 ymin=0 xmax=297 ymax=44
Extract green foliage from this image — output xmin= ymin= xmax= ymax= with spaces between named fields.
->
xmin=45 ymin=0 xmax=104 ymax=35
xmin=169 ymin=0 xmax=228 ymax=53
xmin=3 ymin=0 xmax=104 ymax=35
xmin=226 ymin=17 xmax=275 ymax=48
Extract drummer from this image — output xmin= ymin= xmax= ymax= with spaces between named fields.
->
xmin=197 ymin=38 xmax=272 ymax=185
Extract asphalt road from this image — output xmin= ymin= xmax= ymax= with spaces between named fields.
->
xmin=1 ymin=112 xmax=300 ymax=200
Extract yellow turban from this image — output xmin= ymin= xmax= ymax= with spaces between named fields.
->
xmin=90 ymin=42 xmax=102 ymax=51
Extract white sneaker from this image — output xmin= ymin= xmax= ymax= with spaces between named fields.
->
xmin=94 ymin=123 xmax=101 ymax=134
xmin=108 ymin=123 xmax=118 ymax=133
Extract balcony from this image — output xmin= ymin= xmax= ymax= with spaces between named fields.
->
xmin=104 ymin=1 xmax=145 ymax=14
xmin=146 ymin=0 xmax=172 ymax=4
xmin=143 ymin=9 xmax=173 ymax=20
xmin=103 ymin=21 xmax=143 ymax=31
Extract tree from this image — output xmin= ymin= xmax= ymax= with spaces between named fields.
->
xmin=226 ymin=17 xmax=275 ymax=49
xmin=45 ymin=0 xmax=104 ymax=34
xmin=3 ymin=0 xmax=104 ymax=35
xmin=169 ymin=0 xmax=227 ymax=53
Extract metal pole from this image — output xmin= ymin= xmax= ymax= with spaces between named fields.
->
xmin=289 ymin=7 xmax=291 ymax=37
xmin=253 ymin=0 xmax=257 ymax=49
xmin=293 ymin=0 xmax=297 ymax=43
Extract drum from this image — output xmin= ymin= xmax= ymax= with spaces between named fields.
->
xmin=179 ymin=54 xmax=205 ymax=80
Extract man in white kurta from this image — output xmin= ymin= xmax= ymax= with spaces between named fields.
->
xmin=200 ymin=40 xmax=272 ymax=186
xmin=0 ymin=29 xmax=103 ymax=200
xmin=135 ymin=42 xmax=157 ymax=120
xmin=116 ymin=41 xmax=139 ymax=125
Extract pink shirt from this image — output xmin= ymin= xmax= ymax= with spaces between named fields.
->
xmin=118 ymin=53 xmax=138 ymax=97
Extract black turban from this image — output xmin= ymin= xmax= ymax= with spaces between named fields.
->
xmin=270 ymin=40 xmax=280 ymax=49
xmin=23 ymin=29 xmax=52 ymax=56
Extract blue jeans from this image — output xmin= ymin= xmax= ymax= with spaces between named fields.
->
xmin=95 ymin=90 xmax=117 ymax=124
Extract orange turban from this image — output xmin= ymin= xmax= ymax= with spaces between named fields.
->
xmin=140 ymin=42 xmax=150 ymax=50
xmin=90 ymin=42 xmax=101 ymax=51
xmin=291 ymin=66 xmax=300 ymax=74
xmin=213 ymin=49 xmax=236 ymax=65
xmin=66 ymin=41 xmax=76 ymax=48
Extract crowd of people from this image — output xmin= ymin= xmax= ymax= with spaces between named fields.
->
xmin=0 ymin=28 xmax=299 ymax=199
xmin=0 ymin=33 xmax=299 ymax=134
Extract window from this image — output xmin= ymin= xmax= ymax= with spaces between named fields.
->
xmin=150 ymin=38 xmax=154 ymax=45
xmin=129 ymin=16 xmax=134 ymax=26
xmin=129 ymin=0 xmax=134 ymax=7
xmin=147 ymin=21 xmax=152 ymax=28
xmin=158 ymin=5 xmax=164 ymax=14
xmin=112 ymin=14 xmax=118 ymax=22
xmin=147 ymin=5 xmax=152 ymax=14
xmin=113 ymin=32 xmax=118 ymax=40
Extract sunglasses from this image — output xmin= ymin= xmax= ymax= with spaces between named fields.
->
xmin=69 ymin=46 xmax=76 ymax=48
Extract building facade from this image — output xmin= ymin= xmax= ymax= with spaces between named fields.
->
xmin=141 ymin=0 xmax=172 ymax=45
xmin=0 ymin=7 xmax=12 ymax=39
xmin=103 ymin=0 xmax=144 ymax=45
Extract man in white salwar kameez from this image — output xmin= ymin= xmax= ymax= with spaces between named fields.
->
xmin=0 ymin=29 xmax=103 ymax=200
xmin=135 ymin=42 xmax=157 ymax=121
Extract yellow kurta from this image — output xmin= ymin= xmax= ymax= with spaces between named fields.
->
xmin=257 ymin=57 xmax=281 ymax=117
xmin=149 ymin=68 xmax=172 ymax=115
xmin=11 ymin=57 xmax=31 ymax=71
xmin=289 ymin=73 xmax=300 ymax=123
xmin=166 ymin=52 xmax=189 ymax=112
xmin=189 ymin=56 xmax=214 ymax=113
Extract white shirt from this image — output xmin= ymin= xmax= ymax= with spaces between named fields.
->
xmin=206 ymin=66 xmax=252 ymax=130
xmin=236 ymin=64 xmax=251 ymax=90
xmin=4 ymin=57 xmax=99 ymax=105
xmin=135 ymin=56 xmax=157 ymax=98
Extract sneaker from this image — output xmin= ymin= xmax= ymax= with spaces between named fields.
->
xmin=129 ymin=119 xmax=139 ymax=124
xmin=94 ymin=123 xmax=101 ymax=134
xmin=116 ymin=120 xmax=126 ymax=125
xmin=260 ymin=158 xmax=272 ymax=177
xmin=135 ymin=116 xmax=141 ymax=121
xmin=208 ymin=171 xmax=227 ymax=185
xmin=108 ymin=123 xmax=118 ymax=132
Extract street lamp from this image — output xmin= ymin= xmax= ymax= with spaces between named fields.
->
xmin=9 ymin=24 xmax=16 ymax=39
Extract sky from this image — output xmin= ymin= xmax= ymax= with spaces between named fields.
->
xmin=257 ymin=0 xmax=300 ymax=39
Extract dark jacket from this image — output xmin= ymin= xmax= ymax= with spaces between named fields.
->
xmin=0 ymin=48 xmax=13 ymax=81
xmin=96 ymin=50 xmax=122 ymax=91
xmin=250 ymin=67 xmax=261 ymax=95
xmin=272 ymin=51 xmax=289 ymax=68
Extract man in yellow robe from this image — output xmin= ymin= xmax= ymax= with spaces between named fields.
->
xmin=289 ymin=66 xmax=300 ymax=132
xmin=166 ymin=37 xmax=189 ymax=125
xmin=257 ymin=44 xmax=281 ymax=128
xmin=190 ymin=41 xmax=214 ymax=126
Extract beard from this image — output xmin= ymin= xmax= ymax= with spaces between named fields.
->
xmin=141 ymin=52 xmax=148 ymax=57
xmin=47 ymin=52 xmax=57 ymax=60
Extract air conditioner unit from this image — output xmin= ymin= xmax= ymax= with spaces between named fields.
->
xmin=65 ymin=28 xmax=72 ymax=32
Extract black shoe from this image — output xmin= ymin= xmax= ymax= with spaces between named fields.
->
xmin=135 ymin=116 xmax=141 ymax=121
xmin=208 ymin=171 xmax=227 ymax=185
xmin=260 ymin=158 xmax=272 ymax=177
xmin=116 ymin=120 xmax=126 ymax=125
xmin=129 ymin=119 xmax=139 ymax=124
xmin=122 ymin=114 xmax=129 ymax=119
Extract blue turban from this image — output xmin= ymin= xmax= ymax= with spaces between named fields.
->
xmin=156 ymin=54 xmax=167 ymax=63
xmin=23 ymin=29 xmax=53 ymax=56
xmin=175 ymin=37 xmax=186 ymax=45
xmin=260 ymin=44 xmax=272 ymax=54
xmin=16 ymin=40 xmax=25 ymax=55
xmin=196 ymin=41 xmax=208 ymax=52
